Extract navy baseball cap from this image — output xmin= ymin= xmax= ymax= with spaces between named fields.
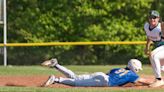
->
xmin=149 ymin=10 xmax=160 ymax=17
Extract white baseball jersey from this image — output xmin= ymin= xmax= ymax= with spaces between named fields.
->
xmin=144 ymin=22 xmax=162 ymax=42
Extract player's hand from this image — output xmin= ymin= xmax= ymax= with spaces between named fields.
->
xmin=136 ymin=78 xmax=151 ymax=86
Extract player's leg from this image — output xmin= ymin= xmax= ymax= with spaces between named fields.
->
xmin=149 ymin=55 xmax=162 ymax=79
xmin=58 ymin=77 xmax=76 ymax=86
xmin=41 ymin=75 xmax=76 ymax=87
xmin=75 ymin=72 xmax=109 ymax=87
xmin=149 ymin=46 xmax=164 ymax=87
xmin=41 ymin=58 xmax=77 ymax=79
xmin=55 ymin=64 xmax=77 ymax=79
xmin=45 ymin=72 xmax=108 ymax=87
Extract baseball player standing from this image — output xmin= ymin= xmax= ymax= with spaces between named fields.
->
xmin=41 ymin=58 xmax=149 ymax=87
xmin=144 ymin=10 xmax=164 ymax=87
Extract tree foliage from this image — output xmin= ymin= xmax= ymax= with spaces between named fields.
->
xmin=1 ymin=0 xmax=164 ymax=65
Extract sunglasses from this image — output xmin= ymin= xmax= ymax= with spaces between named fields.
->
xmin=149 ymin=16 xmax=158 ymax=19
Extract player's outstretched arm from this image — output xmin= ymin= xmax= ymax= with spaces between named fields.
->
xmin=134 ymin=78 xmax=151 ymax=86
xmin=122 ymin=78 xmax=151 ymax=87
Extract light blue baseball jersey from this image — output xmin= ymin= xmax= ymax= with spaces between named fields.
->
xmin=107 ymin=68 xmax=139 ymax=86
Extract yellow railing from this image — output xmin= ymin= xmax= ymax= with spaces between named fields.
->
xmin=0 ymin=41 xmax=146 ymax=47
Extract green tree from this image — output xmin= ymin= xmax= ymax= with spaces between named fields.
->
xmin=6 ymin=0 xmax=163 ymax=65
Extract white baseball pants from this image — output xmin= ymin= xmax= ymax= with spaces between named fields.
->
xmin=54 ymin=64 xmax=109 ymax=86
xmin=150 ymin=45 xmax=164 ymax=78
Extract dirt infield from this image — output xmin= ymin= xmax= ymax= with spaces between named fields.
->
xmin=0 ymin=75 xmax=164 ymax=89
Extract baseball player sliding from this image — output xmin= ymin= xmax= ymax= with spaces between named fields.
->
xmin=41 ymin=58 xmax=149 ymax=87
xmin=144 ymin=10 xmax=164 ymax=87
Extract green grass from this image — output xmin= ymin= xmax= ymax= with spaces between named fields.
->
xmin=0 ymin=65 xmax=163 ymax=92
xmin=0 ymin=65 xmax=154 ymax=76
xmin=0 ymin=86 xmax=164 ymax=92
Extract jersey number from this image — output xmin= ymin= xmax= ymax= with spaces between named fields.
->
xmin=115 ymin=68 xmax=128 ymax=77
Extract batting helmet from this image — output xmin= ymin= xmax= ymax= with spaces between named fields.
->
xmin=127 ymin=59 xmax=142 ymax=73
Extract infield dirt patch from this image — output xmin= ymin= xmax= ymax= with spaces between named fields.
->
xmin=0 ymin=75 xmax=164 ymax=89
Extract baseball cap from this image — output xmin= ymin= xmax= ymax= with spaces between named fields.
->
xmin=149 ymin=10 xmax=160 ymax=17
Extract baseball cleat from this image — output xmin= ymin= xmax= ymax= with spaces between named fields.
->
xmin=41 ymin=58 xmax=58 ymax=67
xmin=41 ymin=75 xmax=56 ymax=87
xmin=149 ymin=79 xmax=164 ymax=87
